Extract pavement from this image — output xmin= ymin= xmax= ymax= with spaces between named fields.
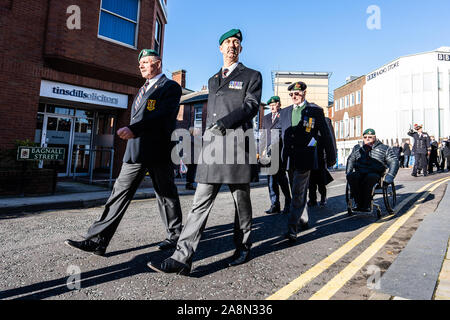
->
xmin=1 ymin=170 xmax=449 ymax=300
xmin=0 ymin=176 xmax=268 ymax=216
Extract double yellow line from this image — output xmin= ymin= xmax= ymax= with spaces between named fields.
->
xmin=267 ymin=176 xmax=450 ymax=300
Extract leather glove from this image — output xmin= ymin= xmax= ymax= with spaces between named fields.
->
xmin=384 ymin=173 xmax=394 ymax=185
xmin=208 ymin=121 xmax=226 ymax=136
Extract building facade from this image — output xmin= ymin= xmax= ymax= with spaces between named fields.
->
xmin=272 ymin=71 xmax=331 ymax=110
xmin=363 ymin=47 xmax=450 ymax=144
xmin=0 ymin=0 xmax=168 ymax=179
xmin=331 ymin=76 xmax=365 ymax=167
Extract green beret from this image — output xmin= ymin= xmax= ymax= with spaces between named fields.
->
xmin=363 ymin=128 xmax=376 ymax=136
xmin=138 ymin=49 xmax=159 ymax=62
xmin=267 ymin=96 xmax=280 ymax=105
xmin=288 ymin=81 xmax=307 ymax=91
xmin=219 ymin=29 xmax=242 ymax=45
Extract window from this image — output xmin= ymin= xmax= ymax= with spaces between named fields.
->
xmin=355 ymin=116 xmax=361 ymax=137
xmin=334 ymin=121 xmax=339 ymax=139
xmin=401 ymin=75 xmax=410 ymax=93
xmin=345 ymin=95 xmax=349 ymax=108
xmin=423 ymin=72 xmax=433 ymax=92
xmin=340 ymin=120 xmax=344 ymax=138
xmin=154 ymin=17 xmax=162 ymax=55
xmin=350 ymin=117 xmax=355 ymax=137
xmin=335 ymin=100 xmax=338 ymax=112
xmin=412 ymin=74 xmax=421 ymax=93
xmin=356 ymin=90 xmax=361 ymax=105
xmin=194 ymin=104 xmax=203 ymax=128
xmin=438 ymin=72 xmax=444 ymax=91
xmin=340 ymin=97 xmax=344 ymax=110
xmin=98 ymin=0 xmax=140 ymax=48
xmin=350 ymin=93 xmax=355 ymax=107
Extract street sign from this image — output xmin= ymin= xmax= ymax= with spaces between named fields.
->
xmin=17 ymin=147 xmax=65 ymax=161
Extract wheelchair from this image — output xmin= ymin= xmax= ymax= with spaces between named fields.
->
xmin=345 ymin=173 xmax=397 ymax=219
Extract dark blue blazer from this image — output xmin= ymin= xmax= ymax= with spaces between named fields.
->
xmin=279 ymin=101 xmax=336 ymax=171
xmin=125 ymin=75 xmax=182 ymax=165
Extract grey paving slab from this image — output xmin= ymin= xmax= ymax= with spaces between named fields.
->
xmin=377 ymin=183 xmax=450 ymax=300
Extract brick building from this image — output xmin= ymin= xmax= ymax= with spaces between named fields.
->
xmin=331 ymin=75 xmax=365 ymax=167
xmin=0 ymin=0 xmax=169 ymax=179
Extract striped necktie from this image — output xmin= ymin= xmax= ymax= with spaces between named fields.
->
xmin=134 ymin=80 xmax=150 ymax=110
xmin=222 ymin=68 xmax=229 ymax=78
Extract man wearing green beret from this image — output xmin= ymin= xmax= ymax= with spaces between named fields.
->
xmin=346 ymin=129 xmax=399 ymax=212
xmin=279 ymin=81 xmax=336 ymax=242
xmin=259 ymin=96 xmax=291 ymax=214
xmin=65 ymin=49 xmax=184 ymax=255
xmin=149 ymin=28 xmax=263 ymax=275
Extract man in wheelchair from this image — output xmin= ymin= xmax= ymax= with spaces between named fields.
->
xmin=346 ymin=129 xmax=399 ymax=212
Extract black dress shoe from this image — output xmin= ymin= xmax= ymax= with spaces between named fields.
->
xmin=411 ymin=173 xmax=418 ymax=177
xmin=228 ymin=250 xmax=250 ymax=267
xmin=285 ymin=233 xmax=297 ymax=243
xmin=265 ymin=205 xmax=280 ymax=214
xmin=147 ymin=258 xmax=191 ymax=276
xmin=64 ymin=239 xmax=106 ymax=256
xmin=299 ymin=221 xmax=310 ymax=231
xmin=281 ymin=206 xmax=290 ymax=214
xmin=157 ymin=239 xmax=177 ymax=250
xmin=320 ymin=199 xmax=327 ymax=207
xmin=353 ymin=207 xmax=371 ymax=212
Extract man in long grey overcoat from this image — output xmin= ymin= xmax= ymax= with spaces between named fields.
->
xmin=148 ymin=29 xmax=262 ymax=275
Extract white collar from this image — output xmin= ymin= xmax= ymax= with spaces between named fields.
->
xmin=145 ymin=73 xmax=164 ymax=91
xmin=222 ymin=62 xmax=239 ymax=77
xmin=294 ymin=101 xmax=306 ymax=109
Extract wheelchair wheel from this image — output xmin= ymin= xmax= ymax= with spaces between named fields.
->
xmin=383 ymin=182 xmax=397 ymax=214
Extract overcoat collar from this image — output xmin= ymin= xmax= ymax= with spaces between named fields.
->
xmin=212 ymin=62 xmax=246 ymax=92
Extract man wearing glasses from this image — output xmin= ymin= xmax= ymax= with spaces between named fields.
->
xmin=346 ymin=129 xmax=399 ymax=212
xmin=279 ymin=81 xmax=336 ymax=243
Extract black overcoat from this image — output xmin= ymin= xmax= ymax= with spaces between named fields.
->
xmin=279 ymin=102 xmax=336 ymax=172
xmin=195 ymin=63 xmax=262 ymax=184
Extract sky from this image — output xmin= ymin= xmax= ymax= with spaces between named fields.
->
xmin=162 ymin=0 xmax=450 ymax=104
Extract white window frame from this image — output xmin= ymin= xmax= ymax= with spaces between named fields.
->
xmin=194 ymin=104 xmax=203 ymax=128
xmin=356 ymin=90 xmax=361 ymax=105
xmin=350 ymin=93 xmax=355 ymax=107
xmin=97 ymin=0 xmax=141 ymax=49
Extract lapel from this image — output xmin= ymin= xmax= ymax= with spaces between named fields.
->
xmin=211 ymin=69 xmax=221 ymax=93
xmin=133 ymin=75 xmax=166 ymax=116
xmin=284 ymin=105 xmax=293 ymax=127
xmin=270 ymin=113 xmax=280 ymax=129
xmin=216 ymin=62 xmax=245 ymax=92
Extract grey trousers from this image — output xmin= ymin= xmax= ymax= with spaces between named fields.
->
xmin=85 ymin=162 xmax=182 ymax=245
xmin=287 ymin=169 xmax=310 ymax=236
xmin=171 ymin=183 xmax=252 ymax=266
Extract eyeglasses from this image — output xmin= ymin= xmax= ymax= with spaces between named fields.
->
xmin=289 ymin=92 xmax=303 ymax=97
xmin=363 ymin=136 xmax=375 ymax=139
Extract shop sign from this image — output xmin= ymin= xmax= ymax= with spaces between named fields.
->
xmin=40 ymin=80 xmax=128 ymax=109
xmin=17 ymin=147 xmax=65 ymax=161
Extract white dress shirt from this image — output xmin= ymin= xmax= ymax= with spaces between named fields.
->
xmin=222 ymin=62 xmax=239 ymax=78
xmin=145 ymin=73 xmax=164 ymax=92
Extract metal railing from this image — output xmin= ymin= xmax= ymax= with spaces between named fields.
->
xmin=72 ymin=147 xmax=114 ymax=188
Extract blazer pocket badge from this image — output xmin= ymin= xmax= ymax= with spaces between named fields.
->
xmin=147 ymin=100 xmax=156 ymax=111
xmin=229 ymin=81 xmax=243 ymax=90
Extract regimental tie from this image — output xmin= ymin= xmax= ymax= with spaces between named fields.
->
xmin=222 ymin=68 xmax=229 ymax=78
xmin=134 ymin=79 xmax=150 ymax=110
xmin=272 ymin=112 xmax=278 ymax=123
